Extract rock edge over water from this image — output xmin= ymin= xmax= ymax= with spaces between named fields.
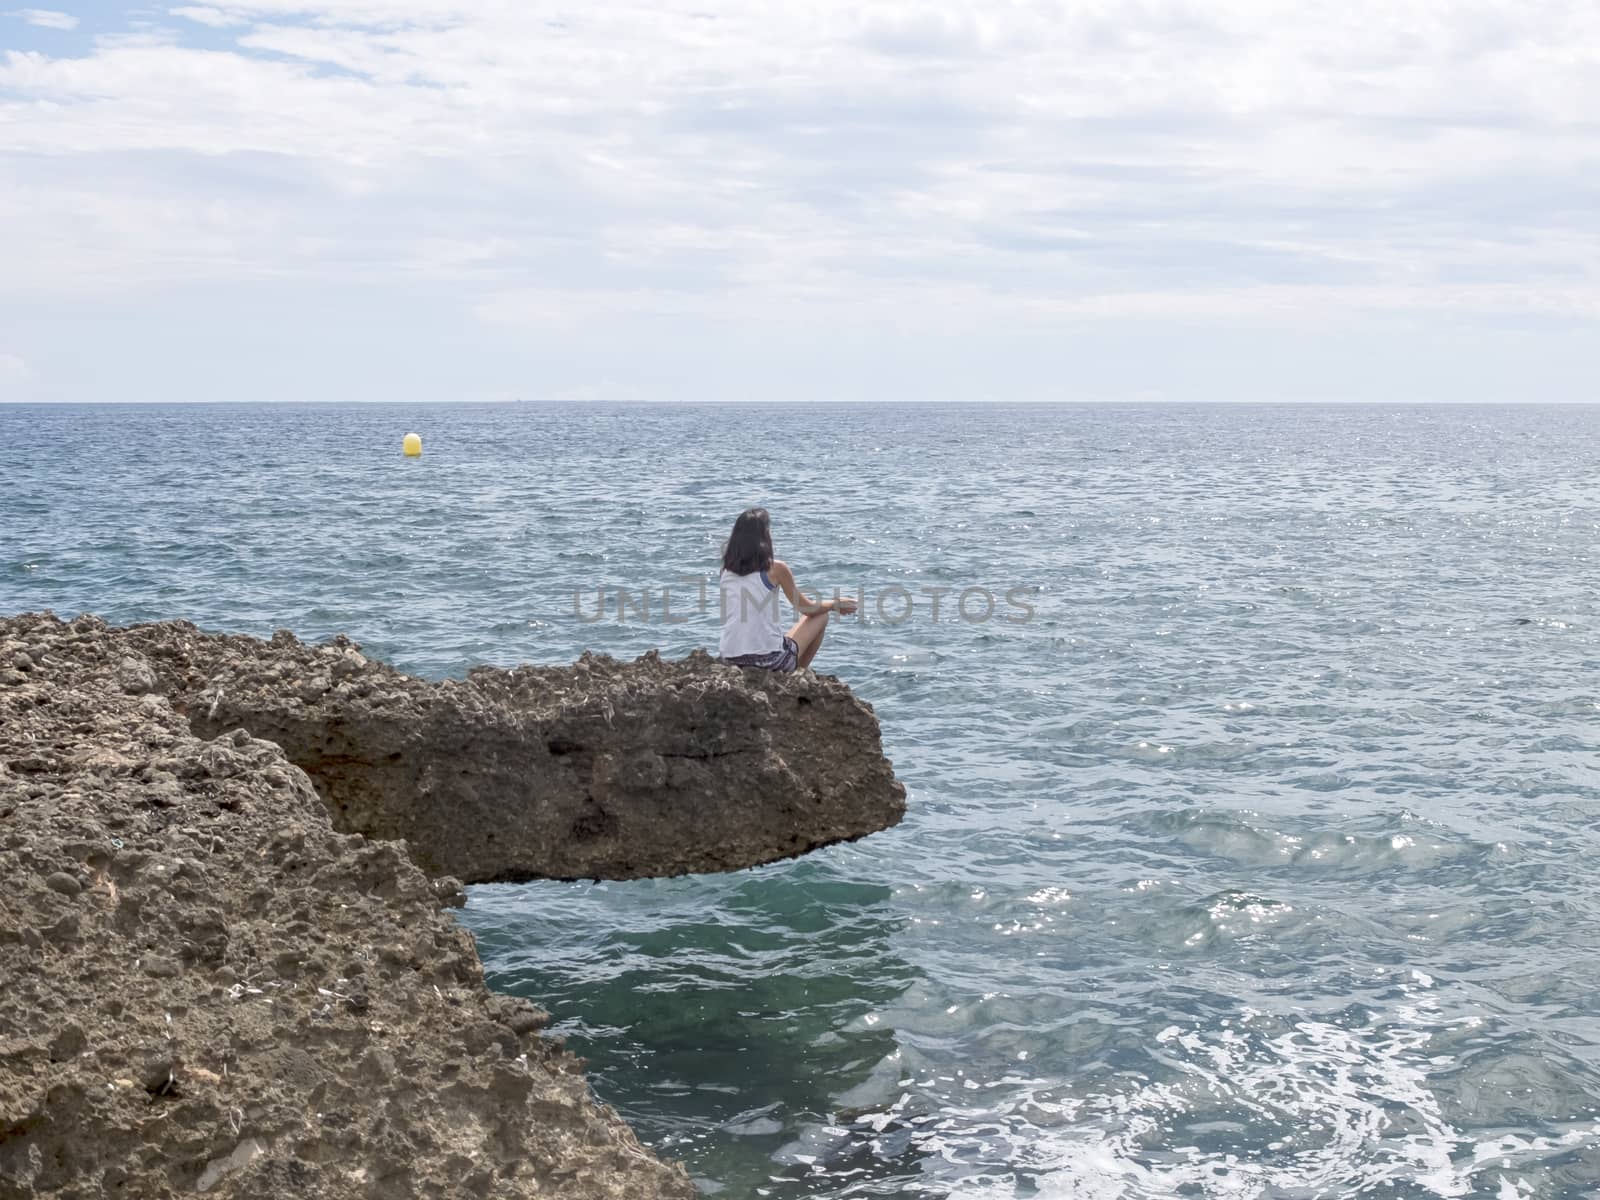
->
xmin=0 ymin=613 xmax=907 ymax=1198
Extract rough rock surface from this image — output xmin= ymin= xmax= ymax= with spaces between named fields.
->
xmin=0 ymin=613 xmax=906 ymax=1199
xmin=147 ymin=621 xmax=906 ymax=883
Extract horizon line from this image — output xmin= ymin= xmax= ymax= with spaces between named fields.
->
xmin=4 ymin=398 xmax=1599 ymax=408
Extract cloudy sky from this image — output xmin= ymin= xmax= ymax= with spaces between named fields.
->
xmin=1 ymin=1 xmax=1596 ymax=402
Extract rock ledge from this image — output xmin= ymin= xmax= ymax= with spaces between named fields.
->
xmin=0 ymin=613 xmax=906 ymax=1198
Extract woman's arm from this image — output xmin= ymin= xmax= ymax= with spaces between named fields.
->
xmin=769 ymin=560 xmax=857 ymax=616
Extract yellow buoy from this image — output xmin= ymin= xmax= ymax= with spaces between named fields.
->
xmin=402 ymin=432 xmax=422 ymax=457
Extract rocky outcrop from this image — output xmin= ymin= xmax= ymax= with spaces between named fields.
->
xmin=142 ymin=620 xmax=906 ymax=883
xmin=0 ymin=613 xmax=906 ymax=1199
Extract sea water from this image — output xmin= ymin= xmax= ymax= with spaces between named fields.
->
xmin=6 ymin=401 xmax=1600 ymax=1198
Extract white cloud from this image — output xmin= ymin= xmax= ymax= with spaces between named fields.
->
xmin=169 ymin=6 xmax=245 ymax=27
xmin=10 ymin=8 xmax=77 ymax=29
xmin=0 ymin=0 xmax=1596 ymax=400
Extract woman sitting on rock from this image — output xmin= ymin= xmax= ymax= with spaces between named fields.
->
xmin=718 ymin=507 xmax=856 ymax=672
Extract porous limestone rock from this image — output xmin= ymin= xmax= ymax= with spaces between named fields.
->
xmin=0 ymin=612 xmax=906 ymax=1199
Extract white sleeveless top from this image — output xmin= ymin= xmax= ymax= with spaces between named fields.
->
xmin=719 ymin=568 xmax=784 ymax=658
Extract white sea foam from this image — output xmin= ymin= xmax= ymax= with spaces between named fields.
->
xmin=851 ymin=976 xmax=1600 ymax=1199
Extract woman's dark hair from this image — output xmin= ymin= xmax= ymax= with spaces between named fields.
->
xmin=722 ymin=507 xmax=774 ymax=576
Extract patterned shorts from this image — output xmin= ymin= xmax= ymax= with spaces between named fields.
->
xmin=723 ymin=635 xmax=799 ymax=673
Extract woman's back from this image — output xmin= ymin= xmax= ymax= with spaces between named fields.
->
xmin=719 ymin=568 xmax=783 ymax=659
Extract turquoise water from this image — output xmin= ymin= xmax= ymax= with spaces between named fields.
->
xmin=8 ymin=401 xmax=1600 ymax=1198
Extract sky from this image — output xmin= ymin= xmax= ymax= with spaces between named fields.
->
xmin=1 ymin=1 xmax=1596 ymax=403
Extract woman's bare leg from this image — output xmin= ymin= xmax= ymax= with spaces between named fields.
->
xmin=788 ymin=610 xmax=830 ymax=669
